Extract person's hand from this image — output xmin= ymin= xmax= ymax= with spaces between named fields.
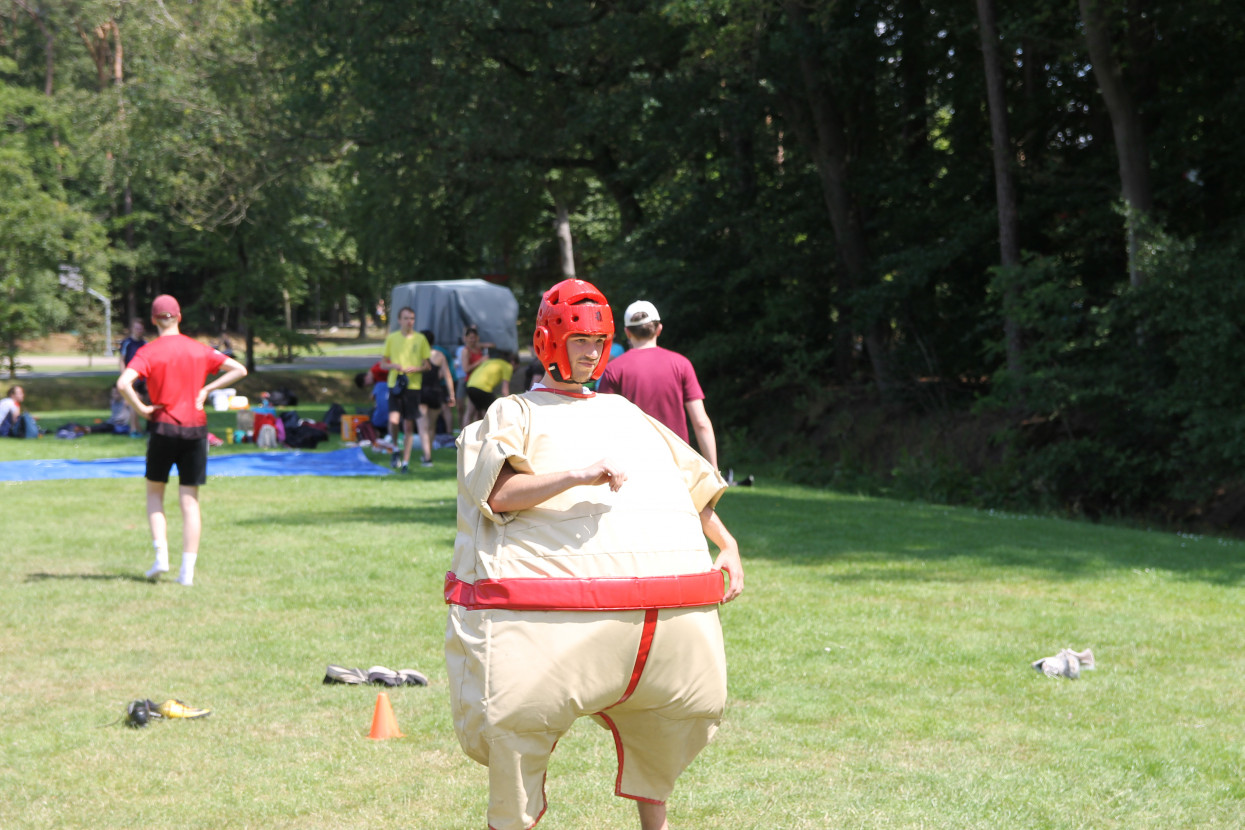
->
xmin=136 ymin=402 xmax=162 ymax=419
xmin=195 ymin=388 xmax=210 ymax=411
xmin=714 ymin=543 xmax=744 ymax=603
xmin=580 ymin=459 xmax=627 ymax=491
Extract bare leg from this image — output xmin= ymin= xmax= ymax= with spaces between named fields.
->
xmin=637 ymin=802 xmax=668 ymax=830
xmin=145 ymin=480 xmax=170 ymax=578
xmin=388 ymin=409 xmax=401 ymax=445
xmin=175 ymin=485 xmax=202 ymax=585
xmin=402 ymin=418 xmax=416 ymax=466
xmin=178 ymin=485 xmax=201 ymax=554
xmin=419 ymin=405 xmax=438 ymax=462
xmin=147 ymin=480 xmax=168 ymax=545
xmin=454 ymin=382 xmax=467 ymax=431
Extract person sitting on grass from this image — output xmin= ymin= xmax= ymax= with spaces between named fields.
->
xmin=0 ymin=385 xmax=37 ymax=438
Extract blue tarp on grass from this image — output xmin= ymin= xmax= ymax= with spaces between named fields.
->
xmin=0 ymin=447 xmax=391 ymax=482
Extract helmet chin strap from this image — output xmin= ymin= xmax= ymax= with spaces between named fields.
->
xmin=546 ymin=361 xmax=595 ymax=385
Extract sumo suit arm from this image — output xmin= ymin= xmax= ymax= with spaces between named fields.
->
xmin=701 ymin=505 xmax=743 ymax=602
xmin=486 ymin=458 xmax=628 ymax=514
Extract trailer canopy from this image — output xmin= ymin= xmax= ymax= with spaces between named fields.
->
xmin=389 ymin=279 xmax=519 ymax=355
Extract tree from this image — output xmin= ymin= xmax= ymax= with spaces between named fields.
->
xmin=0 ymin=71 xmax=109 ymax=376
xmin=1077 ymin=0 xmax=1154 ymax=287
xmin=975 ymin=0 xmax=1023 ymax=375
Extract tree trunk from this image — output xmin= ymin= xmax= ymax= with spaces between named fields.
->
xmin=42 ymin=20 xmax=53 ymax=95
xmin=124 ymin=180 xmax=136 ymax=330
xmin=356 ymin=274 xmax=369 ymax=340
xmin=237 ymin=237 xmax=255 ymax=372
xmin=592 ymin=146 xmax=644 ymax=237
xmin=976 ymin=0 xmax=1024 ymax=375
xmin=76 ymin=19 xmax=116 ymax=91
xmin=554 ymin=200 xmax=575 ymax=277
xmin=1078 ymin=0 xmax=1154 ymax=287
xmin=12 ymin=1 xmax=54 ymax=94
xmin=783 ymin=1 xmax=890 ymax=391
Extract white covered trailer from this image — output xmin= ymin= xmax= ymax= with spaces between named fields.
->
xmin=389 ymin=279 xmax=520 ymax=355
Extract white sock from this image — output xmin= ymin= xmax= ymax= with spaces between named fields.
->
xmin=146 ymin=541 xmax=170 ymax=577
xmin=177 ymin=552 xmax=197 ymax=586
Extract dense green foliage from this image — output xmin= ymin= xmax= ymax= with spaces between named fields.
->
xmin=4 ymin=0 xmax=1245 ymax=522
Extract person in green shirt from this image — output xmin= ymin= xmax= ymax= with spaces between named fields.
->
xmin=380 ymin=307 xmax=431 ymax=472
xmin=465 ymin=351 xmax=520 ymax=424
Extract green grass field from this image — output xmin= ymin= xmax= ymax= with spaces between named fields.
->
xmin=1 ymin=410 xmax=1243 ymax=829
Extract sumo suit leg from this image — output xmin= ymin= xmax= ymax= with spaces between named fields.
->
xmin=447 ymin=606 xmax=727 ymax=830
xmin=593 ymin=606 xmax=726 ymax=802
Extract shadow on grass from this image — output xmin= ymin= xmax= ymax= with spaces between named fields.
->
xmin=721 ymin=488 xmax=1245 ymax=586
xmin=26 ymin=572 xmax=151 ymax=583
xmin=233 ymin=502 xmax=455 ymax=527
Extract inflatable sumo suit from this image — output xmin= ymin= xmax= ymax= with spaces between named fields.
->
xmin=446 ymin=388 xmax=729 ymax=830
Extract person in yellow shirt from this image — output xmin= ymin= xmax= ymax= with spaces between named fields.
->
xmin=380 ymin=307 xmax=431 ymax=472
xmin=464 ymin=351 xmax=519 ymax=424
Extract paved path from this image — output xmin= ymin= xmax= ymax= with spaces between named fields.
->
xmin=11 ymin=353 xmax=377 ymax=379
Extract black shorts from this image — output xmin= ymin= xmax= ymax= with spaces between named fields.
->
xmin=467 ymin=386 xmax=496 ymax=413
xmin=146 ymin=433 xmax=208 ymax=486
xmin=391 ymin=387 xmax=422 ymax=422
xmin=420 ymin=383 xmax=444 ymax=409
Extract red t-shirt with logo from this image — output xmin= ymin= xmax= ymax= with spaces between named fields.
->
xmin=128 ymin=334 xmax=227 ymax=438
xmin=596 ymin=346 xmax=704 ymax=444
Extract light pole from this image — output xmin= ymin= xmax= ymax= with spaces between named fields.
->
xmin=58 ymin=265 xmax=113 ymax=357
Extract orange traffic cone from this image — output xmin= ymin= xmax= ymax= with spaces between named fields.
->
xmin=367 ymin=691 xmax=405 ymax=740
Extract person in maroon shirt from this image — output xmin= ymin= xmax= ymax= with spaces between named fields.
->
xmin=597 ymin=300 xmax=718 ymax=470
xmin=117 ymin=295 xmax=247 ymax=586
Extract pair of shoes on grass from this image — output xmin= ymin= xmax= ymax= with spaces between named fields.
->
xmin=124 ymin=698 xmax=211 ymax=727
xmin=323 ymin=664 xmax=428 ymax=687
xmin=1031 ymin=648 xmax=1095 ymax=679
xmin=145 ymin=563 xmax=193 ymax=586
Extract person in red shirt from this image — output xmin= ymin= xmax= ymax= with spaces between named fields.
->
xmin=596 ymin=300 xmax=718 ymax=469
xmin=117 ymin=295 xmax=247 ymax=586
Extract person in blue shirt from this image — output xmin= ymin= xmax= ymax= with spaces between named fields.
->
xmin=117 ymin=319 xmax=148 ymax=436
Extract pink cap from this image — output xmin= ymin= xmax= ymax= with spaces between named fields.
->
xmin=151 ymin=295 xmax=181 ymax=318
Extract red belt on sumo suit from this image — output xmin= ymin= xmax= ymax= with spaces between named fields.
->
xmin=443 ymin=570 xmax=726 ymax=611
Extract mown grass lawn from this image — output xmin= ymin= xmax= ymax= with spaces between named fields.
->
xmin=1 ymin=417 xmax=1242 ymax=829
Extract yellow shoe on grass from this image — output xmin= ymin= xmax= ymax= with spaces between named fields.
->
xmin=155 ymin=699 xmax=211 ymax=719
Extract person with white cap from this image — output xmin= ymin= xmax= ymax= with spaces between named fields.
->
xmin=597 ymin=299 xmax=718 ymax=469
xmin=116 ymin=294 xmax=247 ymax=585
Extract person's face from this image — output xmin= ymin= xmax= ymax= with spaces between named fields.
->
xmin=464 ymin=329 xmax=479 ymax=347
xmin=12 ymin=387 xmax=24 ymax=403
xmin=565 ymin=335 xmax=606 ymax=383
xmin=130 ymin=321 xmax=144 ymax=338
xmin=399 ymin=310 xmax=415 ymax=333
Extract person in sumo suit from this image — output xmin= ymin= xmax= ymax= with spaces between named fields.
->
xmin=446 ymin=278 xmax=744 ymax=830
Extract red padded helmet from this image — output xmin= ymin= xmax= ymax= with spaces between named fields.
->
xmin=533 ymin=279 xmax=615 ymax=383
